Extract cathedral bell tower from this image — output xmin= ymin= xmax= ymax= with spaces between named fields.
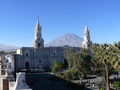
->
xmin=33 ymin=17 xmax=44 ymax=48
xmin=82 ymin=24 xmax=92 ymax=49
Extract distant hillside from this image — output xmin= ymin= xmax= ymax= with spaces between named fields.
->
xmin=45 ymin=33 xmax=83 ymax=47
xmin=0 ymin=43 xmax=19 ymax=52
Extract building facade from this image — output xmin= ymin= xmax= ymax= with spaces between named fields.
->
xmin=5 ymin=19 xmax=92 ymax=72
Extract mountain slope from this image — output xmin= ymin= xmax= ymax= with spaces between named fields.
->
xmin=45 ymin=33 xmax=83 ymax=47
xmin=0 ymin=43 xmax=19 ymax=52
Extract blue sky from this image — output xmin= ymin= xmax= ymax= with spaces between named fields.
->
xmin=0 ymin=0 xmax=120 ymax=47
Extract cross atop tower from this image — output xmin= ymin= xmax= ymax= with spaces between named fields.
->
xmin=85 ymin=21 xmax=87 ymax=26
xmin=85 ymin=22 xmax=89 ymax=32
xmin=36 ymin=16 xmax=40 ymax=27
xmin=37 ymin=16 xmax=39 ymax=21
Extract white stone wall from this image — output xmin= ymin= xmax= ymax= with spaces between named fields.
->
xmin=16 ymin=49 xmax=21 ymax=54
xmin=13 ymin=46 xmax=81 ymax=70
xmin=9 ymin=72 xmax=32 ymax=90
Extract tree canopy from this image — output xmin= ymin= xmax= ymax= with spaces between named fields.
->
xmin=65 ymin=48 xmax=91 ymax=77
xmin=51 ymin=59 xmax=65 ymax=73
xmin=91 ymin=42 xmax=120 ymax=90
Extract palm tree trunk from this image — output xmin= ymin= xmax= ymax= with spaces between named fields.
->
xmin=105 ymin=64 xmax=109 ymax=90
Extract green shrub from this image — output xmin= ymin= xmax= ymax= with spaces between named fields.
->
xmin=69 ymin=69 xmax=79 ymax=79
xmin=114 ymin=81 xmax=120 ymax=88
xmin=99 ymin=82 xmax=105 ymax=90
xmin=52 ymin=59 xmax=65 ymax=73
xmin=58 ymin=72 xmax=64 ymax=76
xmin=66 ymin=71 xmax=72 ymax=81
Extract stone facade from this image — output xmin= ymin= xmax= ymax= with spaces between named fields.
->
xmin=15 ymin=46 xmax=81 ymax=71
xmin=12 ymin=19 xmax=91 ymax=72
xmin=10 ymin=19 xmax=92 ymax=72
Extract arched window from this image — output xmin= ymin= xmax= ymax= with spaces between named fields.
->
xmin=38 ymin=28 xmax=40 ymax=32
xmin=25 ymin=62 xmax=29 ymax=69
xmin=39 ymin=60 xmax=41 ymax=63
xmin=38 ymin=43 xmax=41 ymax=48
xmin=84 ymin=45 xmax=85 ymax=48
xmin=64 ymin=58 xmax=68 ymax=66
xmin=88 ymin=44 xmax=90 ymax=47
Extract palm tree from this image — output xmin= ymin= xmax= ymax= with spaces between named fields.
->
xmin=91 ymin=42 xmax=120 ymax=90
xmin=91 ymin=43 xmax=112 ymax=90
xmin=100 ymin=44 xmax=112 ymax=90
xmin=111 ymin=41 xmax=120 ymax=69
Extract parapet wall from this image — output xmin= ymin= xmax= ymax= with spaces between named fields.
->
xmin=9 ymin=72 xmax=32 ymax=90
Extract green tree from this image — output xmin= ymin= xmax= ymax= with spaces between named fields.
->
xmin=110 ymin=41 xmax=120 ymax=75
xmin=64 ymin=48 xmax=75 ymax=68
xmin=52 ymin=59 xmax=65 ymax=73
xmin=91 ymin=44 xmax=110 ymax=90
xmin=91 ymin=43 xmax=118 ymax=90
xmin=65 ymin=48 xmax=91 ymax=83
xmin=66 ymin=69 xmax=77 ymax=81
xmin=66 ymin=71 xmax=72 ymax=81
xmin=73 ymin=49 xmax=91 ymax=83
xmin=111 ymin=41 xmax=120 ymax=69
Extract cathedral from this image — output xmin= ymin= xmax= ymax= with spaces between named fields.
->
xmin=0 ymin=19 xmax=92 ymax=90
xmin=2 ymin=18 xmax=92 ymax=72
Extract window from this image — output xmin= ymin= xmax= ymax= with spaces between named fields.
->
xmin=25 ymin=62 xmax=29 ymax=69
xmin=9 ymin=63 xmax=11 ymax=67
xmin=38 ymin=43 xmax=41 ymax=48
xmin=39 ymin=60 xmax=41 ymax=63
xmin=26 ymin=53 xmax=28 ymax=56
xmin=88 ymin=44 xmax=90 ymax=47
xmin=84 ymin=45 xmax=85 ymax=48
xmin=38 ymin=29 xmax=40 ymax=32
xmin=54 ymin=53 xmax=55 ymax=56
